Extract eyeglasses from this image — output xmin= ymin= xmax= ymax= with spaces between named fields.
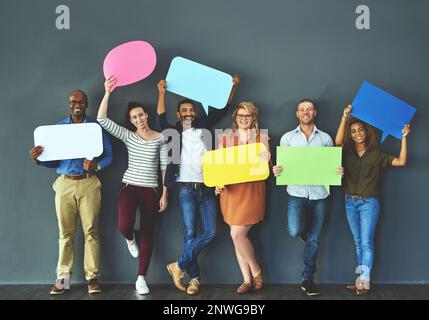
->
xmin=236 ymin=114 xmax=253 ymax=120
xmin=68 ymin=100 xmax=86 ymax=106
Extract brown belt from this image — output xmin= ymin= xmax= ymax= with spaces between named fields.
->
xmin=346 ymin=194 xmax=364 ymax=201
xmin=63 ymin=174 xmax=91 ymax=180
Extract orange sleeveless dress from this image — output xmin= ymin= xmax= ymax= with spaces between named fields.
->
xmin=219 ymin=133 xmax=269 ymax=226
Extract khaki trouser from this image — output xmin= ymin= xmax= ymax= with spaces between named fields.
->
xmin=53 ymin=174 xmax=101 ymax=280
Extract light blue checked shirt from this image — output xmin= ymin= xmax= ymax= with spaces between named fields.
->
xmin=279 ymin=125 xmax=334 ymax=200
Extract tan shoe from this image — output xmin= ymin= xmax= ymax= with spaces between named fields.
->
xmin=167 ymin=262 xmax=187 ymax=292
xmin=346 ymin=283 xmax=356 ymax=290
xmin=253 ymin=273 xmax=263 ymax=290
xmin=356 ymin=287 xmax=370 ymax=295
xmin=50 ymin=282 xmax=66 ymax=295
xmin=88 ymin=278 xmax=102 ymax=294
xmin=187 ymin=278 xmax=200 ymax=295
xmin=236 ymin=282 xmax=252 ymax=294
xmin=355 ymin=277 xmax=370 ymax=295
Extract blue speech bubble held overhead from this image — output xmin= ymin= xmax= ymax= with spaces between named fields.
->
xmin=165 ymin=57 xmax=233 ymax=114
xmin=351 ymin=81 xmax=416 ymax=142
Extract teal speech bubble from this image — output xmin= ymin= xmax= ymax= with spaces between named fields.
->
xmin=165 ymin=57 xmax=233 ymax=114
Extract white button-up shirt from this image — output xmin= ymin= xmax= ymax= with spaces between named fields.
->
xmin=279 ymin=125 xmax=334 ymax=200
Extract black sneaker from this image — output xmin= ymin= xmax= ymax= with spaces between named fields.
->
xmin=301 ymin=280 xmax=320 ymax=296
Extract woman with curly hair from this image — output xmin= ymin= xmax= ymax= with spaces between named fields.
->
xmin=215 ymin=101 xmax=270 ymax=294
xmin=335 ymin=105 xmax=410 ymax=295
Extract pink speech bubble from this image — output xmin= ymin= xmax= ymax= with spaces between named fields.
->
xmin=103 ymin=40 xmax=156 ymax=90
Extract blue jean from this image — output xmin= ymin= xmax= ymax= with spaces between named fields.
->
xmin=177 ymin=183 xmax=217 ymax=278
xmin=287 ymin=195 xmax=328 ymax=281
xmin=345 ymin=195 xmax=380 ymax=281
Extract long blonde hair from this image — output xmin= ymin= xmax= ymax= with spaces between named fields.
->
xmin=230 ymin=101 xmax=260 ymax=134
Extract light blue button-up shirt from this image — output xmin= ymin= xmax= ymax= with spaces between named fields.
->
xmin=279 ymin=125 xmax=334 ymax=200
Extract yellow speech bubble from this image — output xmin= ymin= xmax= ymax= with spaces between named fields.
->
xmin=202 ymin=143 xmax=269 ymax=187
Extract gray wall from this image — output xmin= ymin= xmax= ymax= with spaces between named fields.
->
xmin=1 ymin=0 xmax=428 ymax=284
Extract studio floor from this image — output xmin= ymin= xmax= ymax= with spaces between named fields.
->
xmin=1 ymin=284 xmax=428 ymax=300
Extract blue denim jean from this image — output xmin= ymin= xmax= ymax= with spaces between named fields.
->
xmin=287 ymin=195 xmax=328 ymax=281
xmin=345 ymin=195 xmax=380 ymax=281
xmin=177 ymin=183 xmax=217 ymax=278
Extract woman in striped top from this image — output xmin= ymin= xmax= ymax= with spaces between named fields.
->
xmin=97 ymin=76 xmax=168 ymax=295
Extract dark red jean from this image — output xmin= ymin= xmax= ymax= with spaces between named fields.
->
xmin=118 ymin=183 xmax=159 ymax=276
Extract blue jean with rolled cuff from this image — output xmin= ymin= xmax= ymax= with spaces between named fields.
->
xmin=177 ymin=183 xmax=217 ymax=278
xmin=345 ymin=195 xmax=380 ymax=281
xmin=287 ymin=195 xmax=328 ymax=282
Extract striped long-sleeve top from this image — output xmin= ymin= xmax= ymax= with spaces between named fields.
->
xmin=98 ymin=117 xmax=168 ymax=188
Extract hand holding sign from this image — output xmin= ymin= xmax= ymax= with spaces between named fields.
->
xmin=351 ymin=81 xmax=416 ymax=142
xmin=202 ymin=143 xmax=269 ymax=187
xmin=165 ymin=57 xmax=233 ymax=114
xmin=103 ymin=40 xmax=157 ymax=91
xmin=33 ymin=123 xmax=103 ymax=161
xmin=276 ymin=147 xmax=342 ymax=193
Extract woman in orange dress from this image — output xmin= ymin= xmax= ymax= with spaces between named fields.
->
xmin=215 ymin=101 xmax=270 ymax=294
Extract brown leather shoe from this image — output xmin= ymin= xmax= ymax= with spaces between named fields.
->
xmin=356 ymin=287 xmax=370 ymax=295
xmin=355 ymin=277 xmax=370 ymax=295
xmin=346 ymin=283 xmax=356 ymax=290
xmin=236 ymin=282 xmax=252 ymax=294
xmin=253 ymin=273 xmax=263 ymax=290
xmin=50 ymin=283 xmax=66 ymax=295
xmin=88 ymin=278 xmax=102 ymax=294
xmin=167 ymin=262 xmax=187 ymax=292
xmin=187 ymin=278 xmax=200 ymax=295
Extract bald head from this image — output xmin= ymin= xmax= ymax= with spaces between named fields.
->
xmin=68 ymin=90 xmax=88 ymax=122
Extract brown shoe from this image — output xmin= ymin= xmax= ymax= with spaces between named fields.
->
xmin=355 ymin=277 xmax=370 ymax=295
xmin=252 ymin=273 xmax=263 ymax=290
xmin=88 ymin=278 xmax=102 ymax=294
xmin=50 ymin=282 xmax=66 ymax=295
xmin=236 ymin=282 xmax=252 ymax=294
xmin=167 ymin=262 xmax=187 ymax=292
xmin=346 ymin=283 xmax=356 ymax=290
xmin=356 ymin=287 xmax=370 ymax=295
xmin=187 ymin=278 xmax=200 ymax=295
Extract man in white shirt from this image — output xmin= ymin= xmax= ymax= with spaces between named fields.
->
xmin=156 ymin=76 xmax=239 ymax=295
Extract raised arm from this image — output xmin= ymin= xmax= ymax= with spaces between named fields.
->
xmin=157 ymin=80 xmax=166 ymax=115
xmin=97 ymin=76 xmax=116 ymax=118
xmin=227 ymin=74 xmax=240 ymax=104
xmin=392 ymin=125 xmax=410 ymax=166
xmin=335 ymin=105 xmax=352 ymax=146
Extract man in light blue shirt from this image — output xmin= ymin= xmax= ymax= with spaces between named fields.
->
xmin=273 ymin=98 xmax=340 ymax=296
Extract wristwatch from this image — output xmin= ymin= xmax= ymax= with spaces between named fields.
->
xmin=95 ymin=163 xmax=101 ymax=172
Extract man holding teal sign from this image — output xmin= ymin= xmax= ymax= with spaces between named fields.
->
xmin=273 ymin=98 xmax=343 ymax=296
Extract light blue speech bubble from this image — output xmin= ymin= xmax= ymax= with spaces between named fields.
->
xmin=351 ymin=81 xmax=416 ymax=142
xmin=165 ymin=57 xmax=233 ymax=114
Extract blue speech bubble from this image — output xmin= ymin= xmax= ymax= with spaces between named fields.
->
xmin=165 ymin=57 xmax=233 ymax=114
xmin=351 ymin=81 xmax=416 ymax=142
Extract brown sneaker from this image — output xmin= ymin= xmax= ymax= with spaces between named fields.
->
xmin=355 ymin=277 xmax=370 ymax=295
xmin=253 ymin=273 xmax=263 ymax=290
xmin=187 ymin=278 xmax=200 ymax=295
xmin=50 ymin=282 xmax=66 ymax=295
xmin=346 ymin=283 xmax=357 ymax=290
xmin=356 ymin=287 xmax=370 ymax=295
xmin=236 ymin=282 xmax=252 ymax=294
xmin=167 ymin=261 xmax=187 ymax=292
xmin=88 ymin=278 xmax=102 ymax=294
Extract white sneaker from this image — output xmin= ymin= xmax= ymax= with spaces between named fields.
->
xmin=126 ymin=234 xmax=139 ymax=258
xmin=136 ymin=275 xmax=149 ymax=295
